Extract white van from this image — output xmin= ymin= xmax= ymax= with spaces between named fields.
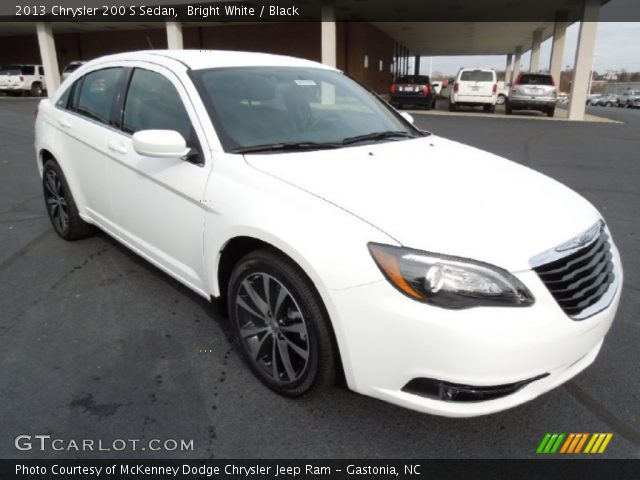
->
xmin=449 ymin=68 xmax=497 ymax=113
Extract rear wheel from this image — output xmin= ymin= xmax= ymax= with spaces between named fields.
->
xmin=42 ymin=159 xmax=95 ymax=240
xmin=30 ymin=82 xmax=43 ymax=97
xmin=505 ymin=102 xmax=513 ymax=115
xmin=228 ymin=249 xmax=337 ymax=397
xmin=449 ymin=101 xmax=456 ymax=112
xmin=496 ymin=94 xmax=507 ymax=105
xmin=547 ymin=107 xmax=555 ymax=118
xmin=483 ymin=104 xmax=495 ymax=113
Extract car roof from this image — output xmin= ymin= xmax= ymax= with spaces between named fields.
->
xmin=88 ymin=49 xmax=335 ymax=72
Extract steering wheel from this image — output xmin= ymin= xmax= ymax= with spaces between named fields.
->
xmin=306 ymin=112 xmax=343 ymax=131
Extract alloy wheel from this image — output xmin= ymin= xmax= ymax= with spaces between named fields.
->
xmin=44 ymin=169 xmax=69 ymax=234
xmin=235 ymin=272 xmax=310 ymax=384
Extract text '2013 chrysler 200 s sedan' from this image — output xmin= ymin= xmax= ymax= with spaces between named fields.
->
xmin=34 ymin=50 xmax=623 ymax=417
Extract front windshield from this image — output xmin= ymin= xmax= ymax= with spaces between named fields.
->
xmin=191 ymin=67 xmax=419 ymax=152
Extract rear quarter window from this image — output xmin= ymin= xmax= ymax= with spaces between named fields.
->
xmin=21 ymin=66 xmax=35 ymax=75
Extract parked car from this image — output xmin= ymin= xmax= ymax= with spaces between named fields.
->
xmin=586 ymin=94 xmax=602 ymax=106
xmin=449 ymin=68 xmax=497 ymax=113
xmin=0 ymin=64 xmax=46 ymax=96
xmin=618 ymin=90 xmax=640 ymax=108
xmin=557 ymin=92 xmax=569 ymax=105
xmin=389 ymin=75 xmax=436 ymax=110
xmin=506 ymin=73 xmax=557 ymax=117
xmin=61 ymin=61 xmax=87 ymax=81
xmin=596 ymin=94 xmax=620 ymax=107
xmin=35 ymin=50 xmax=622 ymax=417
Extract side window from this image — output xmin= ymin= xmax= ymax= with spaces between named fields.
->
xmin=38 ymin=66 xmax=44 ymax=75
xmin=71 ymin=68 xmax=123 ymax=125
xmin=22 ymin=66 xmax=35 ymax=75
xmin=55 ymin=85 xmax=71 ymax=109
xmin=122 ymin=68 xmax=196 ymax=147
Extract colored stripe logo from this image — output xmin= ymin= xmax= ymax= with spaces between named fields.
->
xmin=537 ymin=433 xmax=613 ymax=454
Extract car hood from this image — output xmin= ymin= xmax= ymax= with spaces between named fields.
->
xmin=244 ymin=136 xmax=601 ymax=272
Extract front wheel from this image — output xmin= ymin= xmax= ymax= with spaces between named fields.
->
xmin=228 ymin=249 xmax=338 ymax=397
xmin=496 ymin=94 xmax=507 ymax=105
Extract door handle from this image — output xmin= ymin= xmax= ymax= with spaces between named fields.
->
xmin=57 ymin=119 xmax=71 ymax=129
xmin=107 ymin=140 xmax=127 ymax=155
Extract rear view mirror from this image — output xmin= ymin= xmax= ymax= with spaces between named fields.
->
xmin=132 ymin=130 xmax=190 ymax=158
xmin=400 ymin=112 xmax=415 ymax=124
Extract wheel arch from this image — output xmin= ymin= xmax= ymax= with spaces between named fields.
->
xmin=214 ymin=234 xmax=347 ymax=385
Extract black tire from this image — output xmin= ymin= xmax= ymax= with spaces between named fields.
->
xmin=228 ymin=249 xmax=337 ymax=398
xmin=505 ymin=102 xmax=513 ymax=115
xmin=30 ymin=82 xmax=43 ymax=97
xmin=432 ymin=99 xmax=437 ymax=110
xmin=42 ymin=159 xmax=96 ymax=240
xmin=547 ymin=107 xmax=555 ymax=118
xmin=483 ymin=104 xmax=495 ymax=113
xmin=449 ymin=101 xmax=456 ymax=112
xmin=496 ymin=94 xmax=507 ymax=105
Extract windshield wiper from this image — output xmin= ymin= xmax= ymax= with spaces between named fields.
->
xmin=231 ymin=141 xmax=342 ymax=154
xmin=340 ymin=130 xmax=416 ymax=145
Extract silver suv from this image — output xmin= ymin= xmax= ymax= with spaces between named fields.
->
xmin=506 ymin=73 xmax=557 ymax=117
xmin=619 ymin=90 xmax=640 ymax=108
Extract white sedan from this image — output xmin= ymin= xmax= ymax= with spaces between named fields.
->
xmin=35 ymin=50 xmax=622 ymax=417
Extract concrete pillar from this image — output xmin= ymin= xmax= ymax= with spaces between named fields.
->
xmin=513 ymin=46 xmax=522 ymax=81
xmin=165 ymin=21 xmax=183 ymax=49
xmin=320 ymin=3 xmax=336 ymax=68
xmin=568 ymin=0 xmax=600 ymax=120
xmin=414 ymin=55 xmax=420 ymax=75
xmin=549 ymin=11 xmax=569 ymax=85
xmin=36 ymin=22 xmax=60 ymax=97
xmin=505 ymin=53 xmax=514 ymax=85
xmin=530 ymin=30 xmax=543 ymax=72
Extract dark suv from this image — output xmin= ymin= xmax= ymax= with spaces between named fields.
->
xmin=506 ymin=73 xmax=557 ymax=117
xmin=389 ymin=75 xmax=436 ymax=110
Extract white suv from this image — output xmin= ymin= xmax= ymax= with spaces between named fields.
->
xmin=0 ymin=64 xmax=46 ymax=96
xmin=449 ymin=68 xmax=498 ymax=113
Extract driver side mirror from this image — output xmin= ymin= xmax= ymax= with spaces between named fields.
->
xmin=400 ymin=112 xmax=415 ymax=124
xmin=132 ymin=130 xmax=191 ymax=158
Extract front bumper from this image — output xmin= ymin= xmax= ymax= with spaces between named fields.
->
xmin=323 ymin=247 xmax=622 ymax=417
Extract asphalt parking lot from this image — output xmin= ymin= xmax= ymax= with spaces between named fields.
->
xmin=1 ymin=98 xmax=639 ymax=459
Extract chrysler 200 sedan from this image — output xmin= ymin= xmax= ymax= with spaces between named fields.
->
xmin=35 ymin=50 xmax=622 ymax=417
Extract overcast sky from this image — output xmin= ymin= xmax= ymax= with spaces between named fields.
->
xmin=419 ymin=22 xmax=640 ymax=77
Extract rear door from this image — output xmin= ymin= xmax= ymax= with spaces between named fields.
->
xmin=53 ymin=66 xmax=126 ymax=224
xmin=457 ymin=70 xmax=495 ymax=98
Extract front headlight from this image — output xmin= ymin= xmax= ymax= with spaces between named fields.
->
xmin=368 ymin=243 xmax=534 ymax=309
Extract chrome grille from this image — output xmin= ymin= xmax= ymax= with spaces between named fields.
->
xmin=533 ymin=225 xmax=615 ymax=320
